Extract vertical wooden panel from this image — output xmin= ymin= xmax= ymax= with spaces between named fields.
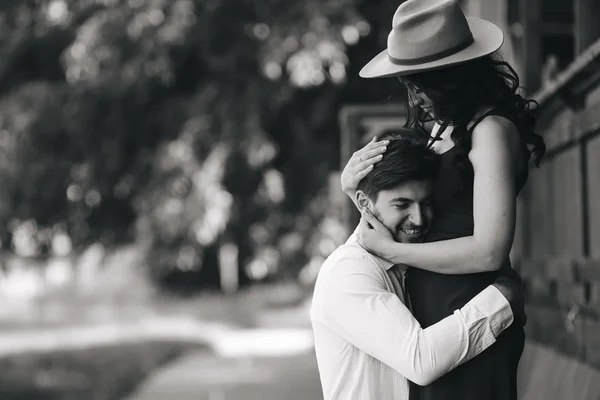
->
xmin=528 ymin=163 xmax=554 ymax=258
xmin=587 ymin=135 xmax=600 ymax=257
xmin=550 ymin=158 xmax=563 ymax=257
xmin=525 ymin=304 xmax=585 ymax=358
xmin=574 ymin=0 xmax=600 ymax=55
xmin=519 ymin=0 xmax=542 ymax=92
xmin=552 ymin=148 xmax=584 ymax=257
xmin=585 ymin=81 xmax=600 ymax=107
xmin=584 ymin=317 xmax=600 ymax=370
xmin=518 ymin=341 xmax=600 ymax=400
xmin=539 ymin=108 xmax=576 ymax=153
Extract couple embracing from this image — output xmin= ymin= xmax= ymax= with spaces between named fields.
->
xmin=310 ymin=1 xmax=545 ymax=399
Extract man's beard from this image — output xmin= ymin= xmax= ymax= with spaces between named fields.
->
xmin=372 ymin=209 xmax=427 ymax=244
xmin=371 ymin=209 xmax=401 ymax=242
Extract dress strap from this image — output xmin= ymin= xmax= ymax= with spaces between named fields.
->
xmin=427 ymin=120 xmax=449 ymax=149
xmin=466 ymin=108 xmax=519 ymax=134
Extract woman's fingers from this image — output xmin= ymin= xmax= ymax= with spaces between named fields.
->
xmin=352 ymin=139 xmax=389 ymax=165
xmin=360 ymin=145 xmax=387 ymax=162
xmin=352 ymin=153 xmax=383 ymax=183
xmin=358 ymin=214 xmax=373 ymax=233
xmin=342 ymin=138 xmax=390 ymax=193
xmin=353 ymin=164 xmax=374 ymax=181
xmin=346 ymin=141 xmax=387 ymax=188
xmin=357 ymin=151 xmax=384 ymax=168
xmin=361 ymin=208 xmax=388 ymax=231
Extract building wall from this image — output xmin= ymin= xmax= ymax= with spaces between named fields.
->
xmin=461 ymin=0 xmax=521 ymax=77
xmin=515 ymin=48 xmax=600 ymax=398
xmin=340 ymin=2 xmax=600 ymax=396
xmin=465 ymin=0 xmax=600 ymax=397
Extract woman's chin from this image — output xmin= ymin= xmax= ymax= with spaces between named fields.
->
xmin=421 ymin=106 xmax=434 ymax=118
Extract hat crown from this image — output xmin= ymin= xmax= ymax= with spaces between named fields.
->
xmin=387 ymin=0 xmax=473 ymax=63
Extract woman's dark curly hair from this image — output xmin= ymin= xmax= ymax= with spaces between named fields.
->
xmin=398 ymin=52 xmax=546 ymax=187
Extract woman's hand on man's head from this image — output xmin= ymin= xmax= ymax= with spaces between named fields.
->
xmin=341 ymin=137 xmax=389 ymax=196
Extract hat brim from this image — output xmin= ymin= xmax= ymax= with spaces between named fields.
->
xmin=359 ymin=17 xmax=504 ymax=79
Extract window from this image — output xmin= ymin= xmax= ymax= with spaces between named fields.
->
xmin=507 ymin=0 xmax=600 ymax=91
xmin=540 ymin=1 xmax=575 ymax=71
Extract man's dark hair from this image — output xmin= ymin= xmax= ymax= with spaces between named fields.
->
xmin=358 ymin=128 xmax=440 ymax=201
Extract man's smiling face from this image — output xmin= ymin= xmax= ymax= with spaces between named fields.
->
xmin=355 ymin=129 xmax=439 ymax=244
xmin=370 ymin=180 xmax=433 ymax=243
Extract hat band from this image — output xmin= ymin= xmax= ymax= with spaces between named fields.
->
xmin=387 ymin=34 xmax=474 ymax=66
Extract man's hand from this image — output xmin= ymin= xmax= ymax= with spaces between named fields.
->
xmin=492 ymin=275 xmax=527 ymax=327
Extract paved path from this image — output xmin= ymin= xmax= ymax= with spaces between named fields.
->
xmin=0 ymin=286 xmax=322 ymax=400
xmin=126 ymin=298 xmax=322 ymax=400
xmin=127 ymin=349 xmax=321 ymax=400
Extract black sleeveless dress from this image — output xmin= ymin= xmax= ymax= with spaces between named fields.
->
xmin=407 ymin=109 xmax=527 ymax=400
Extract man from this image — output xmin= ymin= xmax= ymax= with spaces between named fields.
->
xmin=310 ymin=130 xmax=523 ymax=400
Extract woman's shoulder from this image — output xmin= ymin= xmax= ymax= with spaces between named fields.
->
xmin=467 ymin=106 xmax=514 ymax=131
xmin=468 ymin=110 xmax=523 ymax=167
xmin=468 ymin=107 xmax=521 ymax=145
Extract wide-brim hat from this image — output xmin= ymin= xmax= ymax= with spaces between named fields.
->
xmin=360 ymin=0 xmax=504 ymax=79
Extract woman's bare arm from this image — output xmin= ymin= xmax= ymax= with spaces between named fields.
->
xmin=358 ymin=116 xmax=523 ymax=274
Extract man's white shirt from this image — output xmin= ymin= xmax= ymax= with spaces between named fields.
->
xmin=310 ymin=233 xmax=514 ymax=400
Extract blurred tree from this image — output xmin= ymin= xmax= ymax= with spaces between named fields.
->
xmin=0 ymin=0 xmax=402 ymax=291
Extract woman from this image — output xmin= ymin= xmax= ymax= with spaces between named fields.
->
xmin=341 ymin=1 xmax=545 ymax=399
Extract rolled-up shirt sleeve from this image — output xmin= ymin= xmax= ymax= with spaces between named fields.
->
xmin=315 ymin=257 xmax=513 ymax=386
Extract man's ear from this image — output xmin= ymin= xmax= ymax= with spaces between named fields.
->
xmin=355 ymin=190 xmax=372 ymax=214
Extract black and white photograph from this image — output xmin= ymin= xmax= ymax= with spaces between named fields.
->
xmin=0 ymin=0 xmax=599 ymax=399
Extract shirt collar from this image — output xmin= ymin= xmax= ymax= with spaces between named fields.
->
xmin=347 ymin=227 xmax=395 ymax=270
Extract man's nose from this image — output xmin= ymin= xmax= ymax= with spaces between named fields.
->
xmin=408 ymin=204 xmax=424 ymax=226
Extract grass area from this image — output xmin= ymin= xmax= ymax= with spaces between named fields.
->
xmin=0 ymin=340 xmax=205 ymax=400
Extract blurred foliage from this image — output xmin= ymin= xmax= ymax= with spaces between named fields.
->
xmin=0 ymin=0 xmax=401 ymax=291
